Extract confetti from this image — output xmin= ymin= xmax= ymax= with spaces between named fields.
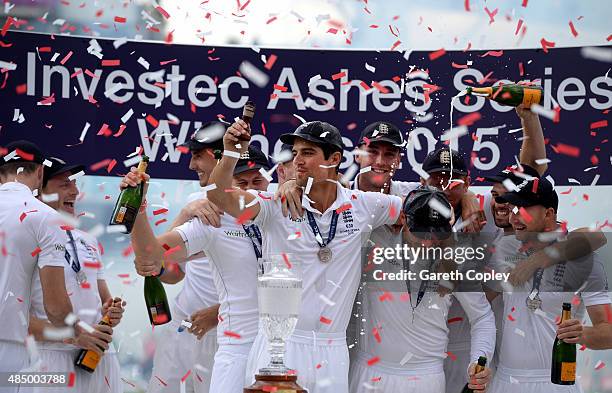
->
xmin=590 ymin=120 xmax=608 ymax=129
xmin=224 ymin=330 xmax=241 ymax=339
xmin=540 ymin=38 xmax=556 ymax=53
xmin=569 ymin=21 xmax=579 ymax=37
xmin=239 ymin=61 xmax=269 ymax=88
xmin=319 ymin=316 xmax=332 ymax=325
xmin=552 ymin=143 xmax=580 ymax=157
xmin=428 ymin=48 xmax=446 ymax=60
xmin=367 ymin=356 xmax=380 ymax=366
xmin=594 ymin=360 xmax=606 ymax=371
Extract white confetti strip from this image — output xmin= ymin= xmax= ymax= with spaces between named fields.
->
xmin=305 ymin=177 xmax=314 ymax=195
xmin=581 ymin=47 xmax=612 ymax=63
xmin=399 ymin=351 xmax=414 ymax=365
xmin=502 ymin=179 xmax=520 ymax=192
xmin=319 ymin=164 xmax=337 ymax=169
xmin=43 ymin=326 xmax=74 ymax=340
xmin=79 ymin=122 xmax=91 ymax=143
xmin=508 ymin=127 xmax=523 ymax=134
xmin=530 ymin=104 xmax=555 ymax=120
xmin=535 ymin=158 xmax=551 ymax=165
xmin=308 ymin=74 xmax=321 ymax=87
xmin=591 ymin=174 xmax=600 ymax=186
xmin=259 ymin=167 xmax=273 ymax=182
xmin=238 ymin=60 xmax=269 ymax=88
xmin=340 ymin=163 xmax=359 ymax=184
xmin=274 ymin=149 xmax=293 ymax=164
xmin=3 ymin=150 xmax=16 ymax=162
xmin=319 ymin=294 xmax=336 ymax=306
xmin=42 ymin=193 xmax=59 ymax=202
xmin=293 ymin=113 xmax=307 ymax=124
xmin=64 ymin=313 xmax=78 ymax=325
xmin=77 ymin=320 xmax=95 ymax=334
xmin=201 ymin=183 xmax=218 ymax=193
xmin=365 ymin=62 xmax=376 ymax=73
xmin=107 ymin=225 xmax=127 ymax=234
xmin=113 ymin=37 xmax=128 ymax=49
xmin=223 ymin=150 xmax=241 ymax=159
xmin=427 ymin=198 xmax=452 ymax=218
xmin=68 ymin=171 xmax=85 ymax=181
xmin=123 ymin=156 xmax=141 ymax=167
xmin=43 ymin=159 xmax=53 ymax=167
xmin=137 ymin=56 xmax=150 ymax=70
xmin=568 ymin=178 xmax=581 ymax=185
xmin=441 ymin=125 xmax=468 ymax=141
xmin=239 ymin=195 xmax=245 ymax=210
xmin=0 ymin=60 xmax=17 ymax=71
xmin=287 ymin=232 xmax=301 ymax=240
xmin=121 ymin=108 xmax=134 ymax=123
xmin=514 ymin=327 xmax=525 ymax=337
xmin=545 ymin=175 xmax=555 ymax=187
xmin=359 ymin=166 xmax=372 ymax=175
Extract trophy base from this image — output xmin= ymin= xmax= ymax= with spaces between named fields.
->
xmin=244 ymin=373 xmax=307 ymax=393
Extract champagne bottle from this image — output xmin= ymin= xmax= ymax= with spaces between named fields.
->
xmin=237 ymin=100 xmax=256 ymax=141
xmin=466 ymin=84 xmax=543 ymax=107
xmin=109 ymin=155 xmax=149 ymax=233
xmin=74 ymin=315 xmax=111 ymax=373
xmin=460 ymin=356 xmax=487 ymax=393
xmin=145 ymin=273 xmax=171 ymax=326
xmin=551 ymin=303 xmax=576 ymax=385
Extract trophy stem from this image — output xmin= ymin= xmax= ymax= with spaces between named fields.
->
xmin=268 ymin=338 xmax=287 ymax=370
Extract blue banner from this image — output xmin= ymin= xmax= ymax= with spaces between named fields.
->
xmin=0 ymin=31 xmax=610 ymax=185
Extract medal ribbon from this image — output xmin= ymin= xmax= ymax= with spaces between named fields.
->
xmin=306 ymin=210 xmax=339 ymax=250
xmin=242 ymin=224 xmax=263 ymax=259
xmin=65 ymin=230 xmax=82 ymax=274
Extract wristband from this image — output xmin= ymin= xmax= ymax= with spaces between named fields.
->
xmin=223 ymin=150 xmax=241 ymax=159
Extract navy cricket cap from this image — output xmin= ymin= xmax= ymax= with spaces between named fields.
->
xmin=495 ymin=176 xmax=558 ymax=212
xmin=179 ymin=121 xmax=226 ymax=152
xmin=422 ymin=147 xmax=468 ymax=176
xmin=484 ymin=163 xmax=540 ymax=184
xmin=403 ymin=185 xmax=453 ymax=239
xmin=43 ymin=157 xmax=85 ymax=186
xmin=234 ymin=145 xmax=271 ymax=176
xmin=280 ymin=121 xmax=344 ymax=152
xmin=359 ymin=121 xmax=404 ymax=147
xmin=1 ymin=140 xmax=45 ymax=166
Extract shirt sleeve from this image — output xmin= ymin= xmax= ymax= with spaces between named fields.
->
xmin=361 ymin=191 xmax=402 ymax=229
xmin=580 ymin=255 xmax=611 ymax=307
xmin=249 ymin=190 xmax=276 ymax=230
xmin=455 ymin=291 xmax=497 ymax=366
xmin=33 ymin=210 xmax=70 ymax=269
xmin=174 ymin=218 xmax=213 ymax=257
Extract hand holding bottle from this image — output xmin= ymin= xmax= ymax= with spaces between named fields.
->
xmin=225 ymin=119 xmax=251 ymax=154
xmin=102 ymin=297 xmax=127 ymax=327
xmin=119 ymin=166 xmax=151 ymax=195
xmin=466 ymin=361 xmax=491 ymax=392
xmin=556 ymin=318 xmax=583 ymax=344
xmin=67 ymin=323 xmax=113 ymax=356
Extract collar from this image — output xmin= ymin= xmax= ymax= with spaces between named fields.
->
xmin=0 ymin=181 xmax=34 ymax=194
xmin=302 ymin=181 xmax=352 ymax=215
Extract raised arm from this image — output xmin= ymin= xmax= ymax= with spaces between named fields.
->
xmin=120 ymin=168 xmax=188 ymax=276
xmin=207 ymin=120 xmax=260 ymax=219
xmin=516 ymin=105 xmax=547 ymax=176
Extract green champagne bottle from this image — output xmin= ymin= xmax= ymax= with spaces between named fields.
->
xmin=466 ymin=84 xmax=543 ymax=107
xmin=460 ymin=356 xmax=487 ymax=393
xmin=144 ymin=273 xmax=171 ymax=326
xmin=109 ymin=155 xmax=149 ymax=233
xmin=551 ymin=303 xmax=576 ymax=385
xmin=74 ymin=314 xmax=112 ymax=373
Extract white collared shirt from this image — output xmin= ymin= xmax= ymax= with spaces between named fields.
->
xmin=0 ymin=182 xmax=69 ymax=344
xmin=252 ymin=184 xmax=402 ymax=333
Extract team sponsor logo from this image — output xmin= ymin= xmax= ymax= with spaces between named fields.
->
xmin=224 ymin=230 xmax=249 ymax=238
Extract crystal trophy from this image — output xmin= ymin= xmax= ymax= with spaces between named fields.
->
xmin=244 ymin=254 xmax=307 ymax=393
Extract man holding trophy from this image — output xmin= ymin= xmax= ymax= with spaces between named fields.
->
xmin=207 ymin=119 xmax=403 ymax=393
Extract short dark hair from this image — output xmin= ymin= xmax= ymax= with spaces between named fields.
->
xmin=320 ymin=144 xmax=343 ymax=173
xmin=0 ymin=162 xmax=40 ymax=179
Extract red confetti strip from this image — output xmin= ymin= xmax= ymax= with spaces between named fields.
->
xmin=281 ymin=253 xmax=292 ymax=269
xmin=540 ymin=38 xmax=556 ymax=53
xmin=531 ymin=178 xmax=539 ymax=193
xmin=515 ymin=19 xmax=524 ymax=36
xmin=390 ymin=40 xmax=401 ymax=51
xmin=117 ymin=273 xmax=130 ymax=278
xmin=181 ymin=370 xmax=191 ymax=383
xmin=264 ymin=54 xmax=277 ymax=70
xmin=519 ymin=207 xmax=533 ymax=223
xmin=428 ymin=48 xmax=446 ymax=60
xmin=480 ymin=50 xmax=503 ymax=57
xmin=163 ymin=245 xmax=181 ymax=257
xmin=569 ymin=21 xmax=578 ymax=37
xmin=590 ymin=120 xmax=608 ymax=129
xmin=457 ymin=112 xmax=481 ymax=126
xmin=273 ymin=84 xmax=288 ymax=92
xmin=552 ymin=143 xmax=580 ymax=157
xmin=522 ymin=0 xmax=528 ymax=6
xmin=335 ymin=203 xmax=352 ymax=213
xmin=155 ymin=6 xmax=170 ymax=19
xmin=67 ymin=372 xmax=76 ymax=387
xmin=84 ymin=261 xmax=102 ymax=269
xmin=448 ymin=317 xmax=464 ymax=324
xmin=31 ymin=247 xmax=42 ymax=257
xmin=319 ymin=316 xmax=332 ymax=325
xmin=507 ymin=314 xmax=516 ymax=321
xmin=446 ymin=351 xmax=457 ymax=361
xmin=331 ymin=71 xmax=346 ymax=80
xmin=145 ymin=114 xmax=159 ymax=128
xmin=101 ymin=59 xmax=120 ymax=66
xmin=579 ymin=344 xmax=587 ymax=351
xmin=1 ymin=16 xmax=14 ymax=37
xmin=224 ymin=330 xmax=242 ymax=338
xmin=236 ymin=209 xmax=255 ymax=225
xmin=154 ymin=376 xmax=167 ymax=386
xmin=477 ymin=194 xmax=485 ymax=211
xmin=153 ymin=208 xmax=168 ymax=215
xmin=107 ymin=159 xmax=117 ymax=173
xmin=367 ymin=356 xmax=380 ymax=366
xmin=114 ymin=16 xmax=126 ymax=23
xmin=372 ymin=81 xmax=389 ymax=93
xmin=378 ymin=291 xmax=393 ymax=302
xmin=359 ymin=81 xmax=371 ymax=90
xmin=372 ymin=327 xmax=381 ymax=343
xmin=155 ymin=219 xmax=167 ymax=226
xmin=266 ymin=16 xmax=277 ymax=24
xmin=451 ymin=62 xmax=468 ymax=69
xmin=595 ymin=361 xmax=606 ymax=371
xmin=484 ymin=7 xmax=498 ymax=24
xmin=518 ymin=62 xmax=524 ymax=76
xmin=464 ymin=0 xmax=470 ymax=11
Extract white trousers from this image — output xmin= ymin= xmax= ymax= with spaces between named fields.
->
xmin=490 ymin=366 xmax=584 ymax=393
xmin=0 ymin=341 xmax=28 ymax=393
xmin=209 ymin=342 xmax=253 ymax=393
xmin=21 ymin=348 xmax=120 ymax=393
xmin=148 ymin=319 xmax=218 ymax=393
xmin=245 ymin=329 xmax=350 ymax=393
xmin=443 ymin=347 xmax=471 ymax=393
xmin=349 ymin=352 xmax=445 ymax=393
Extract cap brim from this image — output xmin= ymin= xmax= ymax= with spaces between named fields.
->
xmin=495 ymin=193 xmax=536 ymax=207
xmin=233 ymin=163 xmax=268 ymax=176
xmin=426 ymin=167 xmax=468 ymax=176
xmin=49 ymin=164 xmax=85 ymax=177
